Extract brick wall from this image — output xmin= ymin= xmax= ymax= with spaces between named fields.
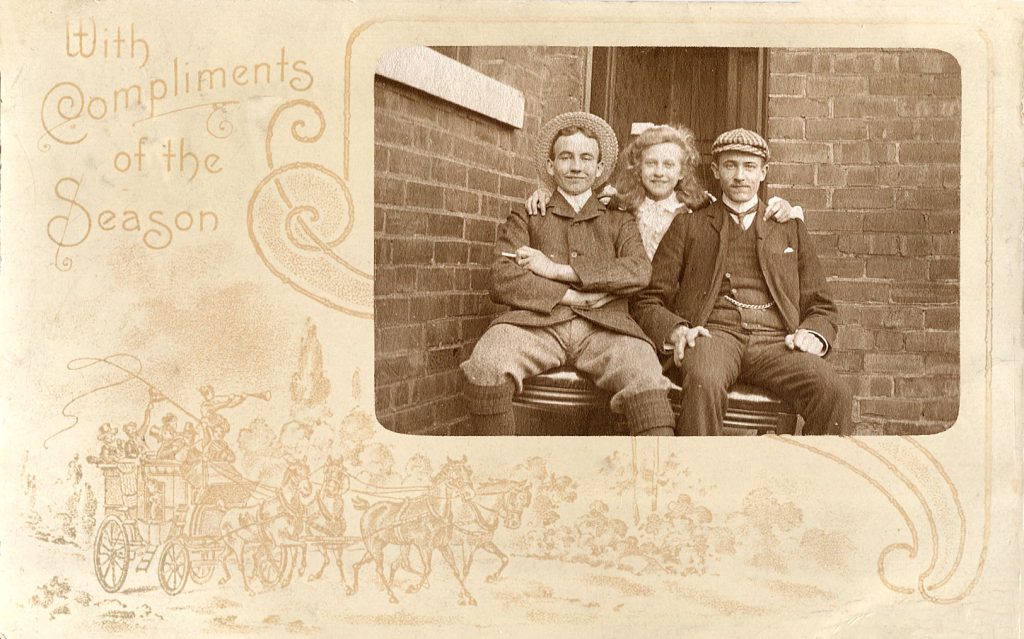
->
xmin=374 ymin=47 xmax=589 ymax=434
xmin=376 ymin=47 xmax=962 ymax=437
xmin=766 ymin=49 xmax=960 ymax=435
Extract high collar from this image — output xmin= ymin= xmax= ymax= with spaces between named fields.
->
xmin=705 ymin=198 xmax=769 ymax=239
xmin=721 ymin=193 xmax=759 ymax=215
xmin=643 ymin=193 xmax=683 ymax=211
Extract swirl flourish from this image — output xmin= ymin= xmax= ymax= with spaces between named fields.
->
xmin=39 ymin=82 xmax=88 ymax=150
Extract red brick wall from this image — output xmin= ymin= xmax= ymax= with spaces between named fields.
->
xmin=766 ymin=49 xmax=960 ymax=435
xmin=374 ymin=47 xmax=590 ymax=434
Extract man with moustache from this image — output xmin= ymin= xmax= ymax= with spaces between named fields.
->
xmin=632 ymin=128 xmax=852 ymax=436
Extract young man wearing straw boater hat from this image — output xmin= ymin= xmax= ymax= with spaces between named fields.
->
xmin=461 ymin=111 xmax=676 ymax=437
xmin=633 ymin=128 xmax=852 ymax=436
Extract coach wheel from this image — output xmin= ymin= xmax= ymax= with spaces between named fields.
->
xmin=158 ymin=540 xmax=191 ymax=595
xmin=190 ymin=563 xmax=215 ymax=584
xmin=94 ymin=517 xmax=130 ymax=593
xmin=256 ymin=544 xmax=287 ymax=588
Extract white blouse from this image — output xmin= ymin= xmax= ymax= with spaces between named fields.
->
xmin=635 ymin=194 xmax=688 ymax=260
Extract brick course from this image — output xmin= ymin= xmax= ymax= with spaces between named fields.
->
xmin=767 ymin=48 xmax=960 ymax=435
xmin=374 ymin=47 xmax=590 ymax=434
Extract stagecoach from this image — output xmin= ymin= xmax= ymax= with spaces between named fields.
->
xmin=89 ymin=455 xmax=284 ymax=595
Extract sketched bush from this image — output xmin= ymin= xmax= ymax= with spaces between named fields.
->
xmin=353 ymin=442 xmax=401 ymax=487
xmin=571 ymin=500 xmax=629 ymax=567
xmin=236 ymin=416 xmax=281 ymax=482
xmin=502 ymin=451 xmax=739 ymax=577
xmin=79 ymin=482 xmax=98 ymax=542
xmin=729 ymin=487 xmax=803 ymax=572
xmin=800 ymin=527 xmax=854 ymax=572
xmin=61 ymin=489 xmax=80 ymax=540
xmin=506 ymin=456 xmax=579 ymax=559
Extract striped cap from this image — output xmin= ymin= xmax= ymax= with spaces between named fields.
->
xmin=711 ymin=128 xmax=770 ymax=161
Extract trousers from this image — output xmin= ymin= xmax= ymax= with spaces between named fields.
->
xmin=674 ymin=323 xmax=852 ymax=436
xmin=462 ymin=318 xmax=674 ymax=435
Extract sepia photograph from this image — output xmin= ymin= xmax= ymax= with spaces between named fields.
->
xmin=374 ymin=45 xmax=961 ymax=437
xmin=2 ymin=2 xmax=1019 ymax=637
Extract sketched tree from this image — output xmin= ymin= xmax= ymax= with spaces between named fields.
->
xmin=290 ymin=318 xmax=331 ymax=409
xmin=355 ymin=442 xmax=400 ymax=486
xmin=508 ymin=456 xmax=578 ymax=558
xmin=236 ymin=416 xmax=281 ymax=482
xmin=402 ymin=453 xmax=433 ymax=486
xmin=78 ymin=482 xmax=98 ymax=542
xmin=732 ymin=488 xmax=803 ymax=572
xmin=336 ymin=368 xmax=375 ymax=459
xmin=573 ymin=500 xmax=629 ymax=566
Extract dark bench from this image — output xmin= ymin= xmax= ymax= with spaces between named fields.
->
xmin=512 ymin=366 xmax=799 ymax=436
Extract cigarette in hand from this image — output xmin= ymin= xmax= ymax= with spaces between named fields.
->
xmin=501 ymin=251 xmax=517 ymax=258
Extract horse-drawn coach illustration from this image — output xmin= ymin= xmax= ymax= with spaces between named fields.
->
xmin=82 ymin=368 xmax=532 ymax=603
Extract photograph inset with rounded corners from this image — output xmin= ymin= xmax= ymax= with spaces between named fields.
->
xmin=372 ymin=45 xmax=961 ymax=438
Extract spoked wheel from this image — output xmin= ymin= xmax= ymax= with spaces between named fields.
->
xmin=94 ymin=516 xmax=130 ymax=593
xmin=190 ymin=563 xmax=215 ymax=584
xmin=158 ymin=539 xmax=191 ymax=595
xmin=256 ymin=544 xmax=287 ymax=588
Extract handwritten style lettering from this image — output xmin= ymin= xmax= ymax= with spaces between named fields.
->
xmin=41 ymin=47 xmax=313 ymax=146
xmin=66 ymin=19 xmax=150 ymax=68
xmin=41 ymin=22 xmax=309 ymax=266
xmin=49 ymin=176 xmax=219 ymax=251
xmin=48 ymin=177 xmax=91 ymax=248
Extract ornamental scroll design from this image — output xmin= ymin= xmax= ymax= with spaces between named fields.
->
xmin=773 ymin=435 xmax=981 ymax=604
xmin=247 ymin=100 xmax=374 ymax=319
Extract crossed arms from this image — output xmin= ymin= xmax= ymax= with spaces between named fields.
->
xmin=489 ymin=208 xmax=652 ymax=313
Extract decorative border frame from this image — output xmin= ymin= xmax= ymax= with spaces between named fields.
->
xmin=251 ymin=14 xmax=993 ymax=605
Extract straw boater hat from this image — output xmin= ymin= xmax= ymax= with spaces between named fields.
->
xmin=711 ymin=128 xmax=770 ymax=161
xmin=536 ymin=111 xmax=619 ymax=189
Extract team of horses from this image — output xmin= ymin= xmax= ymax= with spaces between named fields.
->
xmin=215 ymin=455 xmax=531 ymax=604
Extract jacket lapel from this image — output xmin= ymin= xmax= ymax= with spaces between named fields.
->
xmin=546 ymin=191 xmax=604 ymax=221
xmin=753 ymin=201 xmax=791 ymax=327
xmin=574 ymin=194 xmax=605 ymax=221
xmin=693 ymin=202 xmax=731 ymax=324
xmin=546 ymin=191 xmax=575 ymax=219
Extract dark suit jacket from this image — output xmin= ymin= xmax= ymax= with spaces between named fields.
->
xmin=631 ymin=199 xmax=839 ymax=351
xmin=489 ymin=191 xmax=653 ymax=345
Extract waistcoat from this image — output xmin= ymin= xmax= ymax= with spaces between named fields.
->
xmin=710 ymin=217 xmax=786 ymax=331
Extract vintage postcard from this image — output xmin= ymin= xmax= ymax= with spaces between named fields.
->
xmin=0 ymin=0 xmax=1020 ymax=636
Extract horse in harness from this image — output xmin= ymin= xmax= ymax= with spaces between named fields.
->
xmin=452 ymin=479 xmax=531 ymax=582
xmin=389 ymin=479 xmax=532 ymax=585
xmin=350 ymin=456 xmax=477 ymax=605
xmin=301 ymin=456 xmax=350 ymax=585
xmin=218 ymin=456 xmax=314 ymax=595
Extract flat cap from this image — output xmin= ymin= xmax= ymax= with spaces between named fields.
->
xmin=711 ymin=128 xmax=770 ymax=161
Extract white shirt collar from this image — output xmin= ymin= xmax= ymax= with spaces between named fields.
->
xmin=722 ymin=194 xmax=759 ymax=214
xmin=722 ymin=194 xmax=759 ymax=230
xmin=557 ymin=188 xmax=593 ymax=214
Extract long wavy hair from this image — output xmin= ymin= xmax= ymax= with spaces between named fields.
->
xmin=609 ymin=124 xmax=708 ymax=213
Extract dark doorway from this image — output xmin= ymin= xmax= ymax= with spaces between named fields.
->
xmin=589 ymin=47 xmax=769 ymax=199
